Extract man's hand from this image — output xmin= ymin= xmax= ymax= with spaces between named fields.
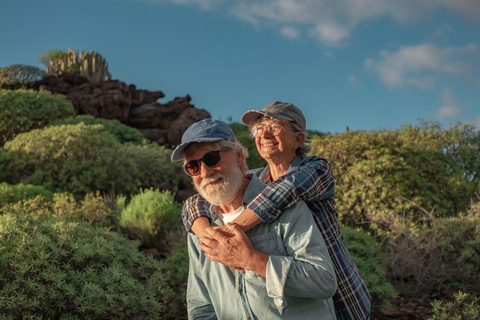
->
xmin=199 ymin=224 xmax=268 ymax=277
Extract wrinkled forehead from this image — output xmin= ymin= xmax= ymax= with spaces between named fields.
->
xmin=184 ymin=141 xmax=223 ymax=162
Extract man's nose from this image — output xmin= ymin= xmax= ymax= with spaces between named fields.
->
xmin=200 ymin=161 xmax=214 ymax=178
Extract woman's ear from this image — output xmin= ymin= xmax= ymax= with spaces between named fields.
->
xmin=295 ymin=132 xmax=306 ymax=149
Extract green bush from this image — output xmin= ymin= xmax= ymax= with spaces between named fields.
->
xmin=229 ymin=122 xmax=266 ymax=170
xmin=0 ymin=182 xmax=54 ymax=205
xmin=49 ymin=115 xmax=145 ymax=145
xmin=0 ymin=64 xmax=43 ymax=85
xmin=430 ymin=291 xmax=480 ymax=320
xmin=377 ymin=201 xmax=480 ymax=293
xmin=153 ymin=237 xmax=189 ymax=319
xmin=310 ymin=122 xmax=480 ymax=227
xmin=118 ymin=189 xmax=182 ymax=249
xmin=342 ymin=226 xmax=397 ymax=312
xmin=0 ymin=123 xmax=184 ymax=198
xmin=0 ymin=199 xmax=180 ymax=319
xmin=52 ymin=192 xmax=112 ymax=225
xmin=0 ymin=88 xmax=74 ymax=145
xmin=122 ymin=141 xmax=189 ymax=195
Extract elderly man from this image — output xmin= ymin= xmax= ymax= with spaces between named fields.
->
xmin=171 ymin=118 xmax=337 ymax=319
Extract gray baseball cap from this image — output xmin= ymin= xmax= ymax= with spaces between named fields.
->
xmin=241 ymin=101 xmax=306 ymax=131
xmin=171 ymin=118 xmax=237 ymax=162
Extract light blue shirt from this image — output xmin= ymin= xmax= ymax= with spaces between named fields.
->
xmin=187 ymin=175 xmax=337 ymax=319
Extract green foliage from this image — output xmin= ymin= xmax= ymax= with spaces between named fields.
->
xmin=377 ymin=200 xmax=480 ymax=293
xmin=430 ymin=291 xmax=480 ymax=320
xmin=118 ymin=189 xmax=182 ymax=249
xmin=0 ymin=199 xmax=185 ymax=318
xmin=38 ymin=48 xmax=111 ymax=82
xmin=153 ymin=238 xmax=189 ymax=319
xmin=0 ymin=182 xmax=54 ymax=205
xmin=0 ymin=88 xmax=74 ymax=145
xmin=0 ymin=123 xmax=184 ymax=198
xmin=0 ymin=64 xmax=43 ymax=85
xmin=229 ymin=122 xmax=267 ymax=169
xmin=49 ymin=115 xmax=145 ymax=145
xmin=342 ymin=226 xmax=397 ymax=312
xmin=309 ymin=121 xmax=480 ymax=227
xmin=52 ymin=192 xmax=112 ymax=225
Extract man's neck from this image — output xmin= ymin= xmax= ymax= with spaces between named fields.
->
xmin=217 ymin=177 xmax=250 ymax=214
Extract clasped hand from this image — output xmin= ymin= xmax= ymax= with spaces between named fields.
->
xmin=199 ymin=223 xmax=254 ymax=273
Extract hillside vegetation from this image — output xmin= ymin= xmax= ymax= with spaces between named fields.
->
xmin=1 ymin=85 xmax=479 ymax=318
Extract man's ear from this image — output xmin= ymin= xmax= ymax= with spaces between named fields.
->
xmin=236 ymin=148 xmax=246 ymax=167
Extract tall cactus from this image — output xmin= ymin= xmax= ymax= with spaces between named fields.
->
xmin=38 ymin=48 xmax=111 ymax=82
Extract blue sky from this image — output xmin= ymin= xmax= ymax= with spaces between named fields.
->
xmin=1 ymin=0 xmax=479 ymax=133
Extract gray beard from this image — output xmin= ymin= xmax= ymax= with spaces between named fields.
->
xmin=194 ymin=165 xmax=245 ymax=206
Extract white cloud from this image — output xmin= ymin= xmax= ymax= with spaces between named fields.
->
xmin=280 ymin=26 xmax=301 ymax=40
xmin=365 ymin=43 xmax=479 ymax=90
xmin=433 ymin=24 xmax=454 ymax=39
xmin=436 ymin=105 xmax=466 ymax=119
xmin=139 ymin=0 xmax=480 ymax=46
xmin=307 ymin=23 xmax=350 ymax=47
xmin=435 ymin=88 xmax=468 ymax=120
xmin=347 ymin=74 xmax=360 ymax=88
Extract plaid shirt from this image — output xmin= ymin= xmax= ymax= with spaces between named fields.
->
xmin=182 ymin=156 xmax=371 ymax=320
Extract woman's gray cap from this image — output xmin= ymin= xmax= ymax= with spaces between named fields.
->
xmin=171 ymin=118 xmax=237 ymax=162
xmin=241 ymin=101 xmax=306 ymax=131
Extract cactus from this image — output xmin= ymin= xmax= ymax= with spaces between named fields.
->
xmin=39 ymin=48 xmax=111 ymax=82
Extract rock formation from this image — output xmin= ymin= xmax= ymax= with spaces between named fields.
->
xmin=2 ymin=73 xmax=211 ymax=147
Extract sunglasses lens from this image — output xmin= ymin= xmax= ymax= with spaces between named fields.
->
xmin=185 ymin=161 xmax=200 ymax=176
xmin=203 ymin=151 xmax=221 ymax=167
xmin=184 ymin=150 xmax=223 ymax=176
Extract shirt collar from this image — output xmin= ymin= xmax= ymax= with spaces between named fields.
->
xmin=258 ymin=155 xmax=303 ymax=182
xmin=243 ymin=174 xmax=266 ymax=204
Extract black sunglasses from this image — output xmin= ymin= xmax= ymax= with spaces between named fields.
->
xmin=184 ymin=147 xmax=231 ymax=176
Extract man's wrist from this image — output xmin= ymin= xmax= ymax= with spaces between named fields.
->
xmin=244 ymin=250 xmax=269 ymax=278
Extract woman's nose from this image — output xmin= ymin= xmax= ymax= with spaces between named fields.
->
xmin=260 ymin=128 xmax=275 ymax=138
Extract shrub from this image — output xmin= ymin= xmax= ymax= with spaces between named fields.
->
xmin=52 ymin=191 xmax=112 ymax=225
xmin=118 ymin=189 xmax=183 ymax=250
xmin=376 ymin=201 xmax=480 ymax=294
xmin=0 ymin=64 xmax=43 ymax=85
xmin=309 ymin=122 xmax=480 ymax=227
xmin=0 ymin=123 xmax=132 ymax=196
xmin=342 ymin=226 xmax=397 ymax=312
xmin=49 ymin=115 xmax=145 ymax=145
xmin=0 ymin=123 xmax=184 ymax=198
xmin=122 ymin=141 xmax=189 ymax=195
xmin=0 ymin=182 xmax=54 ymax=205
xmin=0 ymin=201 xmax=178 ymax=318
xmin=430 ymin=291 xmax=480 ymax=320
xmin=0 ymin=88 xmax=74 ymax=145
xmin=153 ymin=237 xmax=189 ymax=319
xmin=229 ymin=122 xmax=266 ymax=170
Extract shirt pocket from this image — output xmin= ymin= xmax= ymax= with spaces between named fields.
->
xmin=249 ymin=231 xmax=287 ymax=257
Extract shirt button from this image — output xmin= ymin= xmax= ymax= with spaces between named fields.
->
xmin=238 ymin=288 xmax=242 ymax=293
xmin=246 ymin=317 xmax=251 ymax=320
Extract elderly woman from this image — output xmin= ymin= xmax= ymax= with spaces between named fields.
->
xmin=182 ymin=101 xmax=371 ymax=320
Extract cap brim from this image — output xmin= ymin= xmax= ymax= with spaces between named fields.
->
xmin=241 ymin=110 xmax=292 ymax=126
xmin=171 ymin=137 xmax=226 ymax=162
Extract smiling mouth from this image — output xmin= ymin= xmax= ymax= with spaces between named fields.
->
xmin=261 ymin=142 xmax=277 ymax=147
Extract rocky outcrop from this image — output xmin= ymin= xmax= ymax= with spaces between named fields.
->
xmin=2 ymin=73 xmax=211 ymax=147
